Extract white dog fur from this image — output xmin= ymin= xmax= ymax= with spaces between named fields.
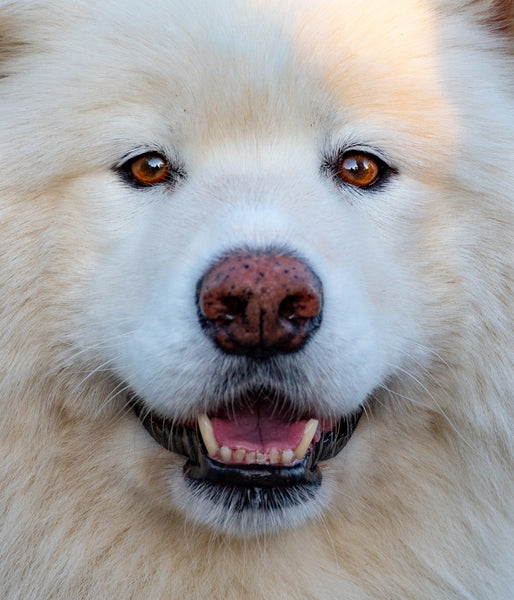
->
xmin=0 ymin=0 xmax=512 ymax=598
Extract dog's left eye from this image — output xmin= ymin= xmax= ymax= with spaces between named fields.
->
xmin=336 ymin=151 xmax=384 ymax=188
xmin=123 ymin=152 xmax=170 ymax=186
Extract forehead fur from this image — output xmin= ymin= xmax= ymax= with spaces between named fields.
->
xmin=0 ymin=0 xmax=510 ymax=183
xmin=0 ymin=1 xmax=464 ymax=116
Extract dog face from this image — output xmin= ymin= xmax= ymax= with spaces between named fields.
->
xmin=1 ymin=0 xmax=511 ymax=538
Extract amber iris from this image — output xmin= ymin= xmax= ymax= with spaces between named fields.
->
xmin=337 ymin=152 xmax=381 ymax=188
xmin=129 ymin=153 xmax=169 ymax=186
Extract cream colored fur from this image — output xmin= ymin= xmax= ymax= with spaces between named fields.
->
xmin=0 ymin=0 xmax=512 ymax=598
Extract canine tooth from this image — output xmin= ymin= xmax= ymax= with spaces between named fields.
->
xmin=219 ymin=445 xmax=232 ymax=463
xmin=234 ymin=448 xmax=246 ymax=463
xmin=245 ymin=451 xmax=256 ymax=464
xmin=294 ymin=419 xmax=319 ymax=460
xmin=281 ymin=449 xmax=295 ymax=465
xmin=198 ymin=414 xmax=220 ymax=457
xmin=269 ymin=449 xmax=280 ymax=464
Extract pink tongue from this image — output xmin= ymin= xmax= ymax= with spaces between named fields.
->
xmin=210 ymin=405 xmax=308 ymax=453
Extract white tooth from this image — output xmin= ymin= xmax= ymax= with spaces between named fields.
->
xmin=234 ymin=448 xmax=246 ymax=463
xmin=198 ymin=414 xmax=220 ymax=458
xmin=245 ymin=451 xmax=256 ymax=464
xmin=256 ymin=452 xmax=268 ymax=464
xmin=269 ymin=449 xmax=280 ymax=464
xmin=219 ymin=446 xmax=232 ymax=463
xmin=281 ymin=449 xmax=295 ymax=465
xmin=294 ymin=419 xmax=319 ymax=460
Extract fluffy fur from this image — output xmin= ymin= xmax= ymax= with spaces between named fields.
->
xmin=0 ymin=0 xmax=512 ymax=597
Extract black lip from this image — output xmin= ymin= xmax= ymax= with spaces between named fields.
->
xmin=186 ymin=452 xmax=322 ymax=488
xmin=129 ymin=395 xmax=363 ymax=490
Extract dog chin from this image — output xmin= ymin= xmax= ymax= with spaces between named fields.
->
xmin=168 ymin=460 xmax=332 ymax=536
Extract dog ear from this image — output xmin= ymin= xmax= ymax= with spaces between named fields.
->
xmin=444 ymin=0 xmax=514 ymax=40
xmin=0 ymin=5 xmax=31 ymax=75
xmin=490 ymin=0 xmax=514 ymax=37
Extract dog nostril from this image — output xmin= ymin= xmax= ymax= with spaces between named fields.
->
xmin=279 ymin=294 xmax=321 ymax=323
xmin=220 ymin=296 xmax=247 ymax=321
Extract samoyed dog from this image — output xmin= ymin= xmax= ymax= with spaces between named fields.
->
xmin=0 ymin=0 xmax=512 ymax=597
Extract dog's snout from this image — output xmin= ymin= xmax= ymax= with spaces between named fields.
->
xmin=197 ymin=250 xmax=323 ymax=357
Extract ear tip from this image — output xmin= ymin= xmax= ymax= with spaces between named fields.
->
xmin=492 ymin=0 xmax=514 ymax=38
xmin=440 ymin=0 xmax=514 ymax=44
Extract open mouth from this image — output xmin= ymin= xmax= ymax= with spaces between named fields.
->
xmin=129 ymin=392 xmax=363 ymax=504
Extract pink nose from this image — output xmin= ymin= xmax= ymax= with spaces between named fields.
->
xmin=197 ymin=250 xmax=323 ymax=357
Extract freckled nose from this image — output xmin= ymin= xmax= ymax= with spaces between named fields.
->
xmin=197 ymin=250 xmax=323 ymax=358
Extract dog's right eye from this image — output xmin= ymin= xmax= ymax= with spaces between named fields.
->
xmin=122 ymin=152 xmax=171 ymax=187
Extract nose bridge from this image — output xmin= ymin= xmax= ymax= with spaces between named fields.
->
xmin=191 ymin=149 xmax=321 ymax=246
xmin=217 ymin=201 xmax=302 ymax=250
xmin=196 ymin=248 xmax=323 ymax=358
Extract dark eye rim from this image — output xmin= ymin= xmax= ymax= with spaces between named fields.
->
xmin=116 ymin=150 xmax=185 ymax=189
xmin=322 ymin=148 xmax=396 ymax=191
